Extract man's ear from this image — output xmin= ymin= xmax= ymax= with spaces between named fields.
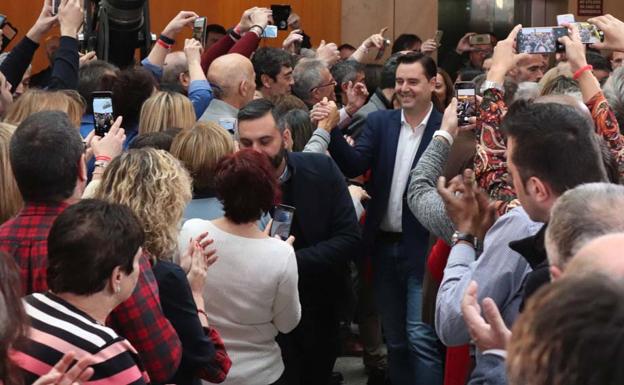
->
xmin=179 ymin=72 xmax=191 ymax=88
xmin=528 ymin=176 xmax=552 ymax=205
xmin=550 ymin=265 xmax=563 ymax=281
xmin=261 ymin=73 xmax=273 ymax=89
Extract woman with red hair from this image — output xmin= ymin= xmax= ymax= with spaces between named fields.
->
xmin=180 ymin=149 xmax=301 ymax=385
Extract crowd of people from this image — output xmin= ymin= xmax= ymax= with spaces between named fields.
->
xmin=1 ymin=0 xmax=624 ymax=384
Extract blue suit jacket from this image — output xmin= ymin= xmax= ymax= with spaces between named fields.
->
xmin=328 ymin=107 xmax=442 ymax=277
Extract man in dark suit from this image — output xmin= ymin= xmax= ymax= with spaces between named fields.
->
xmin=236 ymin=99 xmax=361 ymax=385
xmin=326 ymin=52 xmax=445 ymax=385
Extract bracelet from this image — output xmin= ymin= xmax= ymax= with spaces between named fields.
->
xmin=197 ymin=308 xmax=209 ymax=322
xmin=94 ymin=160 xmax=109 ymax=169
xmin=433 ymin=130 xmax=454 ymax=146
xmin=159 ymin=34 xmax=175 ymax=45
xmin=157 ymin=39 xmax=172 ymax=50
xmin=250 ymin=24 xmax=265 ymax=35
xmin=227 ymin=27 xmax=241 ymax=40
xmin=573 ymin=64 xmax=593 ymax=80
xmin=95 ymin=155 xmax=112 ymax=162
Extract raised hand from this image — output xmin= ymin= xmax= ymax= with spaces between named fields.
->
xmin=27 ymin=0 xmax=59 ymax=43
xmin=588 ymin=14 xmax=624 ymax=52
xmin=162 ymin=10 xmax=198 ymax=39
xmin=461 ymin=281 xmax=511 ymax=352
xmin=33 ymin=351 xmax=94 ymax=385
xmin=317 ymin=40 xmax=340 ymax=67
xmin=58 ymin=0 xmax=83 ymax=38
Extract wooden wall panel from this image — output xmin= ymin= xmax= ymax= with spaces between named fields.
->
xmin=2 ymin=0 xmax=341 ymax=73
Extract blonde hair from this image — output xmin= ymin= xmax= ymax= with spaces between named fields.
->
xmin=138 ymin=91 xmax=196 ymax=135
xmin=170 ymin=121 xmax=234 ymax=193
xmin=0 ymin=123 xmax=23 ymax=223
xmin=3 ymin=89 xmax=85 ymax=128
xmin=94 ymin=148 xmax=192 ymax=260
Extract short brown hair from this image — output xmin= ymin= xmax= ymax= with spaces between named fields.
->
xmin=508 ymin=274 xmax=624 ymax=385
xmin=170 ymin=121 xmax=234 ymax=194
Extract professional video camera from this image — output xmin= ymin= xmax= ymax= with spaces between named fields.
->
xmin=81 ymin=0 xmax=152 ymax=68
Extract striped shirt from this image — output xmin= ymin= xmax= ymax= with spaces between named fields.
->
xmin=12 ymin=292 xmax=150 ymax=385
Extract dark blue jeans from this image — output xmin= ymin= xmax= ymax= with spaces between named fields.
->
xmin=373 ymin=240 xmax=444 ymax=385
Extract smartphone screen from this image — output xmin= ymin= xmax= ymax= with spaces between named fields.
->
xmin=261 ymin=25 xmax=278 ymax=38
xmin=517 ymin=27 xmax=567 ymax=54
xmin=576 ymin=22 xmax=603 ymax=44
xmin=434 ymin=30 xmax=444 ymax=46
xmin=270 ymin=204 xmax=296 ymax=241
xmin=456 ymin=82 xmax=476 ymax=126
xmin=92 ymin=93 xmax=114 ymax=136
xmin=469 ymin=34 xmax=491 ymax=46
xmin=192 ymin=17 xmax=207 ymax=46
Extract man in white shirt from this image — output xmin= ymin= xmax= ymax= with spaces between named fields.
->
xmin=326 ymin=52 xmax=445 ymax=385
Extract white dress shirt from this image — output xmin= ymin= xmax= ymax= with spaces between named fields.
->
xmin=380 ymin=103 xmax=433 ymax=232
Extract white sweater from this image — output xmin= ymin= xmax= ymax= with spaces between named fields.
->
xmin=179 ymin=219 xmax=301 ymax=385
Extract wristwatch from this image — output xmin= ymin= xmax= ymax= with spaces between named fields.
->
xmin=480 ymin=80 xmax=504 ymax=94
xmin=451 ymin=231 xmax=480 ymax=250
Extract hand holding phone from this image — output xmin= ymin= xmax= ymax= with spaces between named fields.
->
xmin=192 ymin=17 xmax=207 ymax=46
xmin=270 ymin=204 xmax=296 ymax=241
xmin=92 ymin=91 xmax=114 ymax=137
xmin=455 ymin=82 xmax=476 ymax=126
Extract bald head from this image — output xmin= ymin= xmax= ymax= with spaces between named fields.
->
xmin=162 ymin=51 xmax=188 ymax=86
xmin=208 ymin=54 xmax=256 ymax=106
xmin=566 ymin=233 xmax=624 ymax=279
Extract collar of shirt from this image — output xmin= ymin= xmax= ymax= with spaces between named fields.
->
xmin=400 ymin=102 xmax=434 ymax=133
xmin=279 ymin=163 xmax=291 ymax=184
xmin=19 ymin=201 xmax=69 ymax=217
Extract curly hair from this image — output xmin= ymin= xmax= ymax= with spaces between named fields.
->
xmin=94 ymin=148 xmax=192 ymax=260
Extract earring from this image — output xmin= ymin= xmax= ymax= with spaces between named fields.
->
xmin=115 ymin=285 xmax=121 ymax=293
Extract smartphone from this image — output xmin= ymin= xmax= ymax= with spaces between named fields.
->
xmin=261 ymin=25 xmax=278 ymax=38
xmin=434 ymin=30 xmax=444 ymax=46
xmin=52 ymin=0 xmax=61 ymax=15
xmin=456 ymin=82 xmax=476 ymax=126
xmin=271 ymin=4 xmax=292 ymax=30
xmin=0 ymin=16 xmax=18 ymax=52
xmin=192 ymin=17 xmax=207 ymax=46
xmin=516 ymin=27 xmax=567 ymax=54
xmin=469 ymin=34 xmax=491 ymax=46
xmin=92 ymin=91 xmax=114 ymax=137
xmin=374 ymin=39 xmax=391 ymax=60
xmin=270 ymin=204 xmax=296 ymax=241
xmin=575 ymin=22 xmax=604 ymax=44
xmin=556 ymin=13 xmax=575 ymax=26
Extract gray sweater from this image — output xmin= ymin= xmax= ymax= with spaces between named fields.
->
xmin=407 ymin=137 xmax=455 ymax=244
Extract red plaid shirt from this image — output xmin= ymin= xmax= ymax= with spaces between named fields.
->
xmin=0 ymin=201 xmax=68 ymax=294
xmin=0 ymin=201 xmax=182 ymax=383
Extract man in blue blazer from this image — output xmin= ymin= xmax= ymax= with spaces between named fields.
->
xmin=327 ymin=52 xmax=445 ymax=385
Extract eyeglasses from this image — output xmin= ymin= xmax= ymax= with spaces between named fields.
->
xmin=310 ymin=80 xmax=337 ymax=92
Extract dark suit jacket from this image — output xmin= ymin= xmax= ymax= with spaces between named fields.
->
xmin=280 ymin=151 xmax=361 ymax=308
xmin=328 ymin=107 xmax=442 ymax=278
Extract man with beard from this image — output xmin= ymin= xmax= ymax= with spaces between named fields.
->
xmin=236 ymin=98 xmax=361 ymax=385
